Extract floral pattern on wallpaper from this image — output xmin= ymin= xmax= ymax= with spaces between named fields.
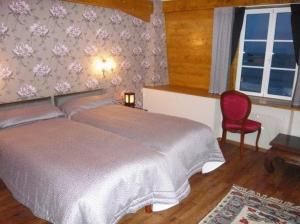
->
xmin=0 ymin=0 xmax=168 ymax=107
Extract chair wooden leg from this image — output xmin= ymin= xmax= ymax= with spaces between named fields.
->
xmin=221 ymin=129 xmax=227 ymax=149
xmin=240 ymin=132 xmax=245 ymax=157
xmin=256 ymin=128 xmax=261 ymax=152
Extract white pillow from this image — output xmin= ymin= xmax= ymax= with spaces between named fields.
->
xmin=0 ymin=102 xmax=64 ymax=129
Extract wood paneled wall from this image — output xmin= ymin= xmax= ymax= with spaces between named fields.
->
xmin=166 ymin=9 xmax=213 ymax=89
xmin=64 ymin=0 xmax=153 ymax=21
xmin=163 ymin=0 xmax=299 ymax=90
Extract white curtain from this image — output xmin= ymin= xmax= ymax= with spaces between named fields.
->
xmin=209 ymin=7 xmax=235 ymax=94
xmin=292 ymin=66 xmax=300 ymax=107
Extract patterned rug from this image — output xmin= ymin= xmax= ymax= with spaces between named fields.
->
xmin=199 ymin=185 xmax=300 ymax=224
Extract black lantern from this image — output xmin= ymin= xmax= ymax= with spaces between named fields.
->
xmin=124 ymin=92 xmax=135 ymax=108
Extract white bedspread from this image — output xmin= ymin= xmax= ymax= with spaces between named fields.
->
xmin=71 ymin=105 xmax=225 ymax=198
xmin=0 ymin=118 xmax=182 ymax=224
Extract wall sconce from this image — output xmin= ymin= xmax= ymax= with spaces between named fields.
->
xmin=124 ymin=92 xmax=135 ymax=108
xmin=93 ymin=57 xmax=116 ymax=78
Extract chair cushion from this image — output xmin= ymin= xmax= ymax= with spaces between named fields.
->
xmin=223 ymin=119 xmax=261 ymax=133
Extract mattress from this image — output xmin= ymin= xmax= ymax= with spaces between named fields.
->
xmin=0 ymin=118 xmax=182 ymax=224
xmin=70 ymin=104 xmax=226 ymax=208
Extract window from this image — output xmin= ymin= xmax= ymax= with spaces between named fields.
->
xmin=236 ymin=7 xmax=298 ymax=100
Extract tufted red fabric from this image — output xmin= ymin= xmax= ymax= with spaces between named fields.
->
xmin=221 ymin=90 xmax=255 ymax=133
xmin=223 ymin=119 xmax=261 ymax=133
xmin=221 ymin=92 xmax=250 ymax=122
xmin=220 ymin=90 xmax=261 ymax=155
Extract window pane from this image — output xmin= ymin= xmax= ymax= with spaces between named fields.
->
xmin=243 ymin=41 xmax=266 ymax=66
xmin=245 ymin=14 xmax=269 ymax=40
xmin=240 ymin=67 xmax=263 ymax=93
xmin=274 ymin=12 xmax=293 ymax=40
xmin=268 ymin=69 xmax=295 ymax=97
xmin=271 ymin=42 xmax=296 ymax=68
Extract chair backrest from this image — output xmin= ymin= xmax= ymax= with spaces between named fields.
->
xmin=220 ymin=90 xmax=251 ymax=122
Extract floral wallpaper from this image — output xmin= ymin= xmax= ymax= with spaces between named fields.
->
xmin=0 ymin=0 xmax=168 ymax=107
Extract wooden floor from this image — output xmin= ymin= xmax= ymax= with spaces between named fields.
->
xmin=1 ymin=143 xmax=300 ymax=224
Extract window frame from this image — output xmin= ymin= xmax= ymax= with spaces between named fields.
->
xmin=235 ymin=7 xmax=299 ymax=101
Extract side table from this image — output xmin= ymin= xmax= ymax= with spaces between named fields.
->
xmin=264 ymin=134 xmax=300 ymax=173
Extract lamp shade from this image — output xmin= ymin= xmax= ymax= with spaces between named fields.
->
xmin=124 ymin=92 xmax=135 ymax=107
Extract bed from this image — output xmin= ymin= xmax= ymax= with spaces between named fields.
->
xmin=0 ymin=100 xmax=184 ymax=224
xmin=58 ymin=94 xmax=226 ymax=211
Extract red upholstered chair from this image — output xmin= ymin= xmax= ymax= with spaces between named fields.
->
xmin=220 ymin=90 xmax=261 ymax=156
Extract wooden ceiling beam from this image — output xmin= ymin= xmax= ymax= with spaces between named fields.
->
xmin=64 ymin=0 xmax=153 ymax=22
xmin=163 ymin=0 xmax=299 ymax=13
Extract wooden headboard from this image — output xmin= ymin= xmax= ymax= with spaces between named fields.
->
xmin=0 ymin=97 xmax=53 ymax=111
xmin=54 ymin=89 xmax=106 ymax=106
xmin=0 ymin=89 xmax=105 ymax=111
